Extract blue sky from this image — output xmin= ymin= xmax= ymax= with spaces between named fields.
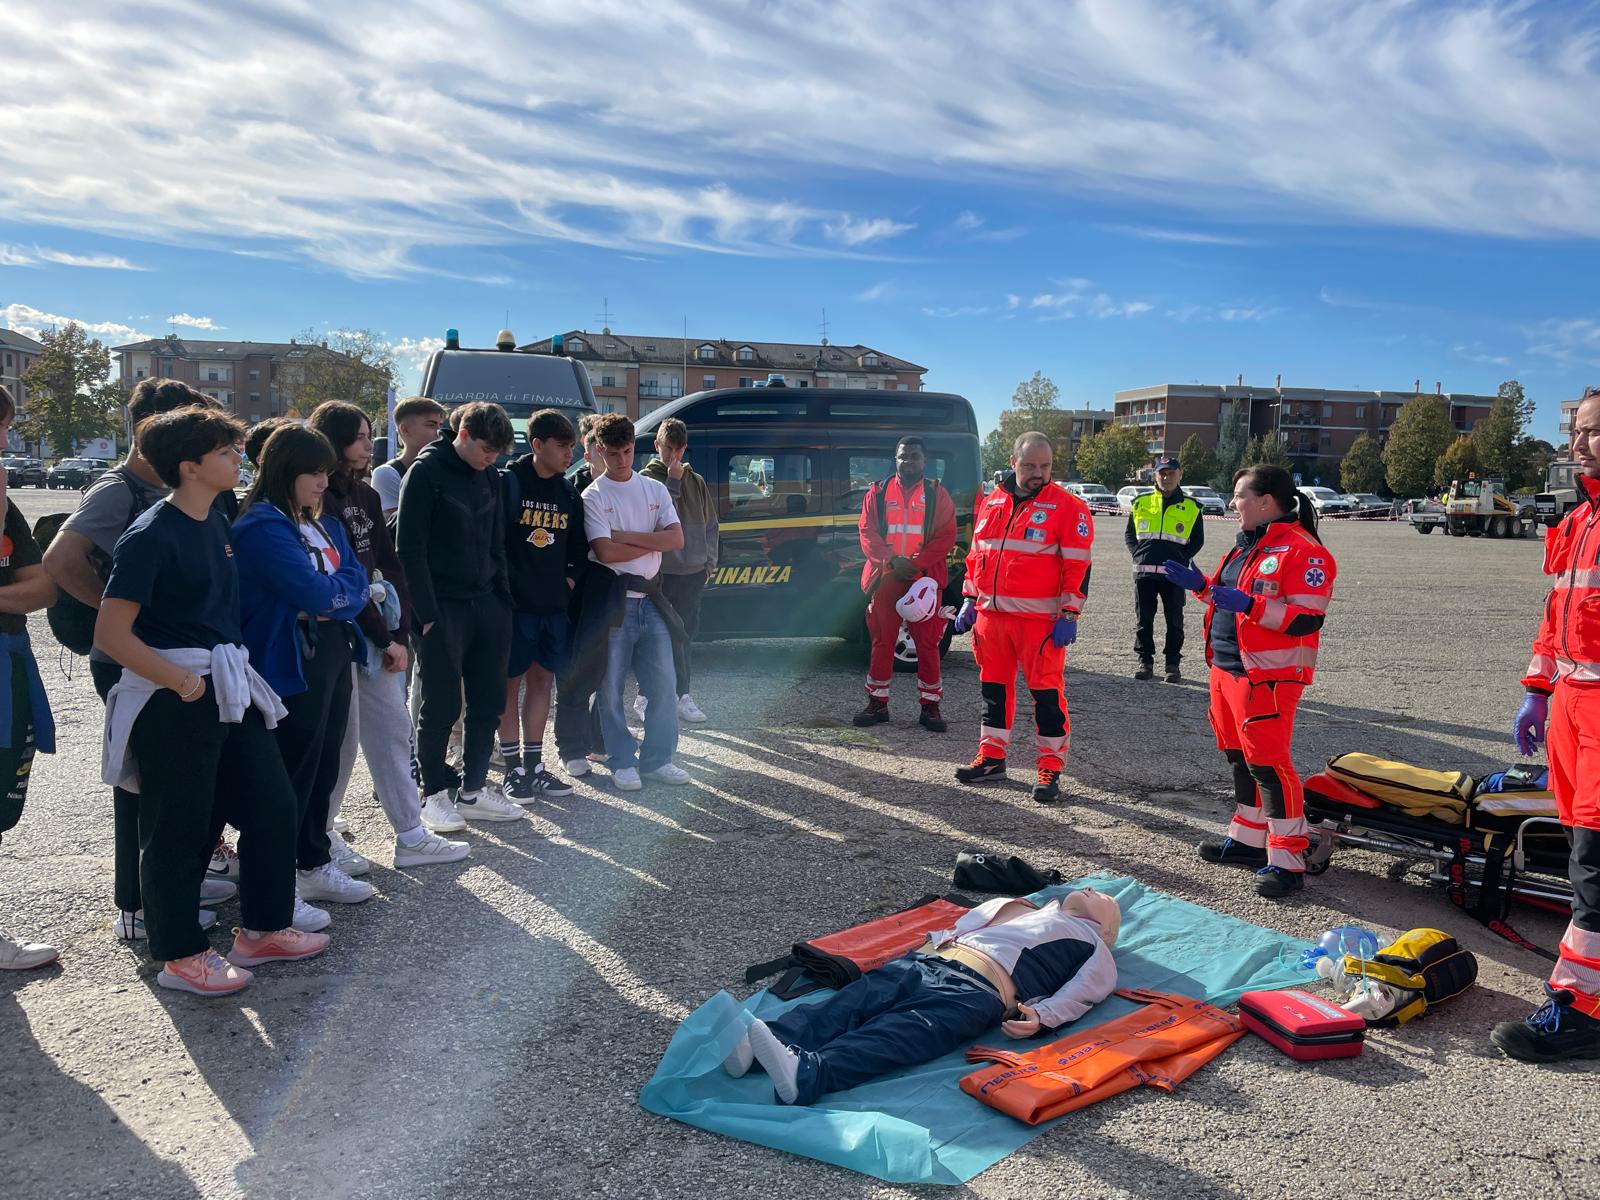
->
xmin=3 ymin=0 xmax=1599 ymax=438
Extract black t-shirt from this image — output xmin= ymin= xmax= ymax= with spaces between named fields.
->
xmin=505 ymin=457 xmax=585 ymax=614
xmin=104 ymin=499 xmax=242 ymax=650
xmin=0 ymin=501 xmax=43 ymax=636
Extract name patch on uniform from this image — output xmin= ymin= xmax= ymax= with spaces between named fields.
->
xmin=1033 ymin=502 xmax=1057 ymax=510
xmin=1262 ymin=545 xmax=1290 ymax=554
xmin=1304 ymin=567 xmax=1327 ymax=588
xmin=1259 ymin=555 xmax=1280 ymax=575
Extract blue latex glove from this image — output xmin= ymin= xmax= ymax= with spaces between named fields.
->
xmin=1209 ymin=586 xmax=1254 ymax=614
xmin=1161 ymin=560 xmax=1207 ymax=592
xmin=1514 ymin=692 xmax=1548 ymax=756
xmin=1051 ymin=616 xmax=1078 ymax=647
xmin=953 ymin=599 xmax=978 ymax=635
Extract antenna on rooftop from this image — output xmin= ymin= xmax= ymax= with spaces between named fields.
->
xmin=597 ymin=297 xmax=615 ymax=334
xmin=819 ymin=307 xmax=830 ymax=347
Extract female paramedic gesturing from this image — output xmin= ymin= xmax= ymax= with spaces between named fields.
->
xmin=1163 ymin=465 xmax=1336 ymax=899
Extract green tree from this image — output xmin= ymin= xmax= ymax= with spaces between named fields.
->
xmin=17 ymin=322 xmax=123 ymax=458
xmin=981 ymin=425 xmax=1011 ymax=477
xmin=1076 ymin=423 xmax=1151 ymax=488
xmin=1339 ymin=432 xmax=1387 ymax=494
xmin=1177 ymin=433 xmax=1220 ymax=486
xmin=1433 ymin=435 xmax=1480 ymax=487
xmin=1509 ymin=437 xmax=1558 ymax=493
xmin=1214 ymin=398 xmax=1251 ymax=487
xmin=1243 ymin=434 xmax=1289 ymax=469
xmin=276 ymin=328 xmax=397 ymax=424
xmin=1471 ymin=380 xmax=1534 ymax=479
xmin=1011 ymin=370 xmax=1061 ymax=414
xmin=1382 ymin=393 xmax=1454 ymax=497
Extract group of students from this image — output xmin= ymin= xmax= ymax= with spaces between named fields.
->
xmin=0 ymin=378 xmax=720 ymax=996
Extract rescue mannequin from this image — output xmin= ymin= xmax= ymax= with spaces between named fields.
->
xmin=725 ymin=889 xmax=1120 ymax=1105
xmin=1163 ymin=465 xmax=1336 ymax=899
xmin=1494 ymin=386 xmax=1600 ymax=1062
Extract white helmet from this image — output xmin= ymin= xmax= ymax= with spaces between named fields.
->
xmin=894 ymin=576 xmax=940 ymax=624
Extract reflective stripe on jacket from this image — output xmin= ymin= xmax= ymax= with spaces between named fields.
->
xmin=962 ymin=480 xmax=1093 ymax=618
xmin=1202 ymin=517 xmax=1335 ymax=684
xmin=858 ymin=476 xmax=956 ymax=594
xmin=1524 ymin=473 xmax=1600 ymax=691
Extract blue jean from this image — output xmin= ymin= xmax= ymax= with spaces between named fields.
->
xmin=766 ymin=956 xmax=1005 ymax=1104
xmin=598 ymin=598 xmax=679 ymax=772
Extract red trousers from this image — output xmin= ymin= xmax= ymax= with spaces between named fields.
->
xmin=1545 ymin=682 xmax=1600 ymax=1013
xmin=973 ymin=611 xmax=1068 ymax=771
xmin=865 ymin=576 xmax=944 ymax=704
xmin=1207 ymin=667 xmax=1309 ymax=871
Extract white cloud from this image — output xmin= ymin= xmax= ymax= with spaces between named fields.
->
xmin=0 ymin=243 xmax=144 ymax=269
xmin=167 ymin=313 xmax=223 ymax=331
xmin=1103 ymin=225 xmax=1260 ymax=246
xmin=1524 ymin=319 xmax=1600 ymax=368
xmin=953 ymin=210 xmax=985 ymax=232
xmin=1 ymin=302 xmax=150 ymax=344
xmin=1453 ymin=342 xmax=1512 ymax=366
xmin=387 ymin=336 xmax=446 ymax=372
xmin=855 ymin=280 xmax=893 ymax=303
xmin=1168 ymin=303 xmax=1280 ymax=322
xmin=823 ymin=216 xmax=914 ymax=247
xmin=2 ymin=0 xmax=1597 ymax=283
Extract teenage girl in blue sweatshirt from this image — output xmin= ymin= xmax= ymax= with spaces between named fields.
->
xmin=233 ymin=425 xmax=372 ymax=927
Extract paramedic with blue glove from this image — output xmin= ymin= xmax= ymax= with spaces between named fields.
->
xmin=1490 ymin=387 xmax=1600 ymax=1064
xmin=951 ymin=432 xmax=1092 ymax=805
xmin=724 ymin=889 xmax=1121 ymax=1106
xmin=1163 ymin=465 xmax=1335 ymax=900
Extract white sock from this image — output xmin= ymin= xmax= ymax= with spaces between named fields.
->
xmin=723 ymin=1027 xmax=754 ymax=1078
xmin=746 ymin=1019 xmax=800 ymax=1103
xmin=397 ymin=826 xmax=427 ymax=847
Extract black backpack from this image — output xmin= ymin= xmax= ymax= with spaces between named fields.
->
xmin=33 ymin=468 xmax=154 ymax=655
xmin=953 ymin=851 xmax=1063 ymax=894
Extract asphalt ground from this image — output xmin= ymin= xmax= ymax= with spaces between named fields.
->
xmin=2 ymin=490 xmax=1596 ymax=1200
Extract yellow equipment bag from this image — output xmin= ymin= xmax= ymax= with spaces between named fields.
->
xmin=1343 ymin=928 xmax=1478 ymax=1026
xmin=1324 ymin=753 xmax=1474 ymax=824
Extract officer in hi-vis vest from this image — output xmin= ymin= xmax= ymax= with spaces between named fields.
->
xmin=1125 ymin=456 xmax=1203 ymax=682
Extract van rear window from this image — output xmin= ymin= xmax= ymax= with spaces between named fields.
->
xmin=713 ymin=401 xmax=807 ymax=418
xmin=827 ymin=401 xmax=952 ymax=423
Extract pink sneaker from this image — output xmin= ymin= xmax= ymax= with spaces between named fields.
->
xmin=227 ymin=926 xmax=330 ymax=967
xmin=157 ymin=949 xmax=252 ymax=996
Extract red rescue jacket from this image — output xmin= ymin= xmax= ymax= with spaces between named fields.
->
xmin=1202 ymin=517 xmax=1336 ymax=684
xmin=962 ymin=479 xmax=1092 ymax=620
xmin=858 ymin=475 xmax=957 ymax=594
xmin=1524 ymin=472 xmax=1600 ymax=692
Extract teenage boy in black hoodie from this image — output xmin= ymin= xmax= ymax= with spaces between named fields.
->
xmin=396 ymin=402 xmax=525 ymax=826
xmin=498 ymin=410 xmax=586 ymax=802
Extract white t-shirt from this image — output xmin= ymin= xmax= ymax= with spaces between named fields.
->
xmin=371 ymin=461 xmax=404 ymax=512
xmin=583 ymin=472 xmax=679 ymax=589
xmin=299 ymin=519 xmax=341 ymax=573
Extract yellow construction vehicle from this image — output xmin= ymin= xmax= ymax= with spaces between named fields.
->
xmin=1443 ymin=474 xmax=1536 ymax=538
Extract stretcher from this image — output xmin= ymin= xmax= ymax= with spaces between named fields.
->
xmin=1303 ymin=773 xmax=1572 ymax=960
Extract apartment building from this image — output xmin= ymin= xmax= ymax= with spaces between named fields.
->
xmin=1114 ymin=381 xmax=1495 ymax=484
xmin=518 ymin=330 xmax=926 ymax=419
xmin=0 ymin=329 xmax=42 ymax=443
xmin=113 ymin=335 xmax=369 ymax=425
xmin=1558 ymin=389 xmax=1598 ymax=442
xmin=1057 ymin=408 xmax=1114 ymax=471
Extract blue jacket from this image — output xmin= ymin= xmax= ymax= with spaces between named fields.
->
xmin=233 ymin=501 xmax=369 ymax=699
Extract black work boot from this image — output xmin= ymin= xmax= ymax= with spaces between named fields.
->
xmin=1254 ymin=866 xmax=1305 ymax=899
xmin=1134 ymin=659 xmax=1154 ymax=681
xmin=1032 ymin=767 xmax=1062 ymax=805
xmin=1164 ymin=663 xmax=1182 ymax=683
xmin=1491 ymin=984 xmax=1600 ymax=1063
xmin=918 ymin=702 xmax=947 ymax=733
xmin=955 ymin=754 xmax=1007 ymax=785
xmin=852 ymin=698 xmax=889 ymax=727
xmin=1198 ymin=837 xmax=1267 ymax=869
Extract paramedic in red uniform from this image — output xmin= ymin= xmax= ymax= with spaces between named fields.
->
xmin=855 ymin=436 xmax=957 ymax=732
xmin=1493 ymin=387 xmax=1600 ymax=1063
xmin=952 ymin=431 xmax=1092 ymax=805
xmin=1163 ymin=465 xmax=1335 ymax=899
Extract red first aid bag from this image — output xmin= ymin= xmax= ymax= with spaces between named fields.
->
xmin=1237 ymin=989 xmax=1366 ymax=1060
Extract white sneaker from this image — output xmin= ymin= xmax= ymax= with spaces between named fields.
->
xmin=331 ymin=815 xmax=349 ymax=834
xmin=207 ymin=840 xmax=240 ymax=881
xmin=199 ymin=877 xmax=238 ymax=905
xmin=328 ymin=840 xmax=371 ymax=876
xmin=116 ymin=910 xmax=217 ymax=940
xmin=0 ymin=932 xmax=59 ymax=970
xmin=296 ymin=862 xmax=375 ymax=904
xmin=420 ymin=790 xmax=467 ymax=833
xmin=643 ymin=762 xmax=692 ymax=786
xmin=292 ymin=894 xmax=332 ymax=932
xmin=613 ymin=767 xmax=642 ymax=791
xmin=677 ymin=695 xmax=708 ymax=723
xmin=634 ymin=694 xmax=648 ymax=721
xmin=393 ymin=832 xmax=471 ymax=868
xmin=565 ymin=757 xmax=592 ymax=778
xmin=456 ymin=789 xmax=528 ymax=822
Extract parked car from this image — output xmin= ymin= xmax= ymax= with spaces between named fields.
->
xmin=1116 ymin=485 xmax=1156 ymax=512
xmin=1300 ymin=486 xmax=1355 ymax=517
xmin=1184 ymin=485 xmax=1229 ymax=517
xmin=1343 ymin=492 xmax=1392 ymax=517
xmin=2 ymin=457 xmax=46 ymax=488
xmin=47 ymin=458 xmax=108 ymax=489
xmin=1065 ymin=482 xmax=1118 ymax=512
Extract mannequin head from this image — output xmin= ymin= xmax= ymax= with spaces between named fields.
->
xmin=1059 ymin=888 xmax=1122 ymax=946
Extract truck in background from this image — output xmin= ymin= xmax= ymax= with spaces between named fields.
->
xmin=1534 ymin=460 xmax=1581 ymax=529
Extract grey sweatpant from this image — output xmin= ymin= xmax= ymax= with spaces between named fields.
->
xmin=329 ymin=665 xmax=424 ymax=837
